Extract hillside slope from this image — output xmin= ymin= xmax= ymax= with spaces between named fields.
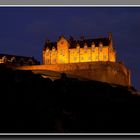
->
xmin=0 ymin=64 xmax=139 ymax=133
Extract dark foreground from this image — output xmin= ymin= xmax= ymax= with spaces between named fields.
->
xmin=0 ymin=64 xmax=139 ymax=133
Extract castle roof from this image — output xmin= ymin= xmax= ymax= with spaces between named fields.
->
xmin=44 ymin=37 xmax=110 ymax=50
xmin=69 ymin=37 xmax=110 ymax=49
xmin=44 ymin=41 xmax=57 ymax=50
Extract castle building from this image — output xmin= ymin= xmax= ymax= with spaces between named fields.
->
xmin=15 ymin=33 xmax=131 ymax=87
xmin=43 ymin=33 xmax=116 ymax=65
xmin=0 ymin=54 xmax=40 ymax=66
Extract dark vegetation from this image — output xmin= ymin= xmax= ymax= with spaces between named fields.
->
xmin=0 ymin=64 xmax=139 ymax=133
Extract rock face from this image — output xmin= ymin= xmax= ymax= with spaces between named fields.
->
xmin=15 ymin=61 xmax=131 ymax=87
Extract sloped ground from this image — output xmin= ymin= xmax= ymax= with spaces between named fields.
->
xmin=0 ymin=64 xmax=139 ymax=133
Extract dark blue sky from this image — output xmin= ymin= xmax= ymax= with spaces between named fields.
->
xmin=0 ymin=7 xmax=139 ymax=90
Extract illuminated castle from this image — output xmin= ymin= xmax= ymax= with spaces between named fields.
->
xmin=15 ymin=33 xmax=131 ymax=87
xmin=43 ymin=33 xmax=116 ymax=64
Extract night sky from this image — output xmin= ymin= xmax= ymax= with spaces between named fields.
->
xmin=0 ymin=7 xmax=139 ymax=90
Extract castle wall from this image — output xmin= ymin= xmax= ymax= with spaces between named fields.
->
xmin=109 ymin=49 xmax=116 ymax=62
xmin=80 ymin=47 xmax=91 ymax=62
xmin=51 ymin=49 xmax=57 ymax=64
xmin=69 ymin=48 xmax=80 ymax=63
xmin=99 ymin=46 xmax=109 ymax=61
xmin=91 ymin=47 xmax=99 ymax=61
xmin=15 ymin=62 xmax=131 ymax=87
xmin=42 ymin=50 xmax=45 ymax=64
xmin=43 ymin=44 xmax=116 ymax=64
xmin=45 ymin=49 xmax=51 ymax=64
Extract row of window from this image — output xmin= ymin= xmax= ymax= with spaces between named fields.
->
xmin=45 ymin=43 xmax=114 ymax=52
xmin=45 ymin=54 xmax=111 ymax=64
xmin=45 ymin=47 xmax=112 ymax=57
xmin=46 ymin=47 xmax=105 ymax=53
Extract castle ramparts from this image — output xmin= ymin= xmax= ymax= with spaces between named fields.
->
xmin=14 ymin=61 xmax=131 ymax=87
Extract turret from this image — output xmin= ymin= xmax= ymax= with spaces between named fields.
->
xmin=108 ymin=33 xmax=116 ymax=62
xmin=91 ymin=42 xmax=95 ymax=52
xmin=76 ymin=43 xmax=80 ymax=53
xmin=108 ymin=32 xmax=113 ymax=49
xmin=84 ymin=43 xmax=88 ymax=52
xmin=43 ymin=38 xmax=50 ymax=64
xmin=99 ymin=42 xmax=103 ymax=51
xmin=57 ymin=35 xmax=69 ymax=63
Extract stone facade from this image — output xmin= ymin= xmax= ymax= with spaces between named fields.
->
xmin=43 ymin=33 xmax=116 ymax=65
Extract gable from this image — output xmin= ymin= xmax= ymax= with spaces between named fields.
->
xmin=57 ymin=36 xmax=69 ymax=50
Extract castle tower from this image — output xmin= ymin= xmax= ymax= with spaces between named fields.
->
xmin=57 ymin=35 xmax=69 ymax=64
xmin=108 ymin=32 xmax=116 ymax=62
xmin=43 ymin=39 xmax=51 ymax=65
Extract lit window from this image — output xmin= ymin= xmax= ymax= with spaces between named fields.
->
xmin=96 ymin=55 xmax=98 ymax=60
xmin=60 ymin=49 xmax=65 ymax=56
xmin=99 ymin=47 xmax=103 ymax=52
xmin=46 ymin=52 xmax=50 ymax=56
xmin=53 ymin=59 xmax=56 ymax=63
xmin=47 ymin=59 xmax=50 ymax=64
xmin=88 ymin=57 xmax=91 ymax=60
xmin=60 ymin=59 xmax=64 ymax=63
xmin=46 ymin=48 xmax=49 ymax=53
xmin=103 ymin=55 xmax=107 ymax=60
xmin=74 ymin=57 xmax=77 ymax=61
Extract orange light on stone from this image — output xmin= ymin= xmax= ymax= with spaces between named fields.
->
xmin=43 ymin=35 xmax=116 ymax=64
